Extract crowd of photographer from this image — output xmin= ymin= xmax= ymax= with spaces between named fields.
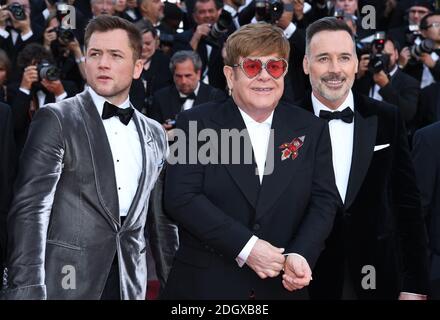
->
xmin=1 ymin=0 xmax=440 ymax=299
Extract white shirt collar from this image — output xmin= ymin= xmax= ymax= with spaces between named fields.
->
xmin=311 ymin=90 xmax=354 ymax=117
xmin=237 ymin=106 xmax=274 ymax=128
xmin=389 ymin=65 xmax=398 ymax=77
xmin=88 ymin=87 xmax=131 ymax=117
xmin=178 ymin=81 xmax=200 ymax=98
xmin=223 ymin=4 xmax=238 ymax=17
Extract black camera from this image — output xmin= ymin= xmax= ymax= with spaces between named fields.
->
xmin=255 ymin=0 xmax=284 ymax=24
xmin=368 ymin=32 xmax=390 ymax=74
xmin=37 ymin=60 xmax=60 ymax=81
xmin=334 ymin=8 xmax=345 ymax=20
xmin=410 ymin=38 xmax=435 ymax=58
xmin=49 ymin=26 xmax=75 ymax=43
xmin=204 ymin=10 xmax=233 ymax=48
xmin=5 ymin=2 xmax=26 ymax=20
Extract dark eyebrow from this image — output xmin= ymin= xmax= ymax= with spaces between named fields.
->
xmin=88 ymin=48 xmax=125 ymax=55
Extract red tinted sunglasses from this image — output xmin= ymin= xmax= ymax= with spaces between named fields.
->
xmin=232 ymin=58 xmax=288 ymax=79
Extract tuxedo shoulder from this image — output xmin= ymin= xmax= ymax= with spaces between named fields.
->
xmin=415 ymin=121 xmax=440 ymax=139
xmin=358 ymin=94 xmax=399 ymax=119
xmin=278 ymin=102 xmax=326 ymax=127
xmin=179 ymin=100 xmax=222 ymax=120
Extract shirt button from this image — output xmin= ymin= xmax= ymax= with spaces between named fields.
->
xmin=118 ymin=187 xmax=121 ymax=190
xmin=117 ymin=159 xmax=119 ymax=162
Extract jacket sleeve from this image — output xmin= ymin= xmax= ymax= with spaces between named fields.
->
xmin=391 ymin=109 xmax=429 ymax=294
xmin=3 ymin=106 xmax=65 ymax=300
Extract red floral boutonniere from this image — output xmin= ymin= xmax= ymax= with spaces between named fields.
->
xmin=279 ymin=136 xmax=305 ymax=161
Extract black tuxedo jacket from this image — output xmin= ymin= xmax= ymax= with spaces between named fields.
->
xmin=413 ymin=82 xmax=440 ymax=130
xmin=299 ymin=92 xmax=429 ymax=299
xmin=173 ymin=30 xmax=226 ymax=91
xmin=149 ymin=82 xmax=227 ymax=124
xmin=0 ymin=102 xmax=16 ymax=268
xmin=129 ymin=50 xmax=173 ymax=112
xmin=162 ymin=98 xmax=339 ymax=299
xmin=354 ymin=69 xmax=420 ymax=123
xmin=413 ymin=122 xmax=440 ymax=297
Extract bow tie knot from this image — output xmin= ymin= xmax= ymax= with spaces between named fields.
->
xmin=319 ymin=107 xmax=354 ymax=123
xmin=179 ymin=92 xmax=196 ymax=105
xmin=102 ymin=101 xmax=134 ymax=125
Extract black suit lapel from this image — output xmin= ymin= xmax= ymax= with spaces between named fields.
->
xmin=166 ymin=86 xmax=182 ymax=120
xmin=211 ymin=99 xmax=260 ymax=208
xmin=194 ymin=82 xmax=208 ymax=106
xmin=344 ymin=94 xmax=377 ymax=208
xmin=77 ymin=91 xmax=120 ymax=226
xmin=255 ymin=104 xmax=309 ymax=220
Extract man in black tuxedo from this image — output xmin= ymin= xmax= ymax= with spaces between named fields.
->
xmin=413 ymin=122 xmax=440 ymax=299
xmin=299 ymin=17 xmax=429 ymax=300
xmin=162 ymin=22 xmax=339 ymax=299
xmin=413 ymin=81 xmax=440 ymax=129
xmin=149 ymin=50 xmax=226 ymax=127
xmin=0 ymin=102 xmax=15 ymax=289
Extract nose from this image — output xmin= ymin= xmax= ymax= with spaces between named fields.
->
xmin=328 ymin=58 xmax=342 ymax=73
xmin=97 ymin=53 xmax=111 ymax=69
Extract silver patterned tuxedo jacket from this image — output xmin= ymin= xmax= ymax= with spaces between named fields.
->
xmin=2 ymin=90 xmax=168 ymax=300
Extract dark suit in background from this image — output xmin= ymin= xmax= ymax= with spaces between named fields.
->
xmin=354 ymin=69 xmax=420 ymax=124
xmin=149 ymin=81 xmax=227 ymax=124
xmin=413 ymin=122 xmax=440 ymax=299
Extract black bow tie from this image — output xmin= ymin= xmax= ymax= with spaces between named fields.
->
xmin=102 ymin=101 xmax=134 ymax=125
xmin=179 ymin=92 xmax=196 ymax=105
xmin=319 ymin=107 xmax=354 ymax=123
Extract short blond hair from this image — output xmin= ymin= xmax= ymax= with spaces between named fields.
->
xmin=224 ymin=22 xmax=290 ymax=66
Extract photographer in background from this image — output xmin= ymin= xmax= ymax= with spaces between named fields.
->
xmin=355 ymin=33 xmax=420 ymax=124
xmin=173 ymin=0 xmax=230 ymax=91
xmin=400 ymin=12 xmax=440 ymax=89
xmin=43 ymin=13 xmax=86 ymax=89
xmin=7 ymin=43 xmax=78 ymax=153
xmin=0 ymin=0 xmax=42 ymax=72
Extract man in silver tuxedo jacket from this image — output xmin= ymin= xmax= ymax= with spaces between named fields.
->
xmin=2 ymin=15 xmax=168 ymax=300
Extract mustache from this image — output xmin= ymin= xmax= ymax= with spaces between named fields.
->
xmin=321 ymin=73 xmax=346 ymax=81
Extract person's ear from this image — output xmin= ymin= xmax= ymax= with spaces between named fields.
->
xmin=223 ymin=65 xmax=234 ymax=91
xmin=303 ymin=55 xmax=309 ymax=75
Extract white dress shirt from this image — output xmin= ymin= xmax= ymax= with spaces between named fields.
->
xmin=312 ymin=91 xmax=354 ymax=203
xmin=89 ymin=87 xmax=142 ymax=217
xmin=179 ymin=82 xmax=200 ymax=111
xmin=234 ymin=107 xmax=274 ymax=267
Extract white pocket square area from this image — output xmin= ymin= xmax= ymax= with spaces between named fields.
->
xmin=374 ymin=144 xmax=390 ymax=152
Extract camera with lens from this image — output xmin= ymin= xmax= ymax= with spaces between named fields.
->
xmin=368 ymin=32 xmax=391 ymax=74
xmin=334 ymin=8 xmax=345 ymax=20
xmin=49 ymin=26 xmax=75 ymax=43
xmin=255 ymin=0 xmax=284 ymax=24
xmin=37 ymin=60 xmax=60 ymax=81
xmin=410 ymin=38 xmax=435 ymax=58
xmin=203 ymin=10 xmax=233 ymax=47
xmin=2 ymin=2 xmax=26 ymax=20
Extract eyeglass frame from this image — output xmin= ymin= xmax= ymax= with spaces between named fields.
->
xmin=231 ymin=57 xmax=289 ymax=80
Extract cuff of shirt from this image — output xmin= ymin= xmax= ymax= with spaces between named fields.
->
xmin=55 ymin=92 xmax=67 ymax=102
xmin=0 ymin=28 xmax=9 ymax=39
xmin=43 ymin=8 xmax=50 ymax=20
xmin=400 ymin=292 xmax=428 ymax=298
xmin=21 ymin=30 xmax=33 ymax=42
xmin=19 ymin=87 xmax=31 ymax=95
xmin=235 ymin=235 xmax=259 ymax=267
xmin=283 ymin=22 xmax=297 ymax=39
